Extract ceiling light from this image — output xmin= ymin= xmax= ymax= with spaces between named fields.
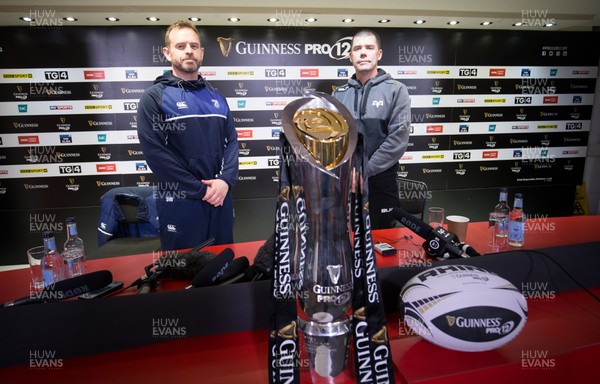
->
xmin=19 ymin=16 xmax=33 ymax=22
xmin=228 ymin=17 xmax=240 ymax=22
xmin=146 ymin=17 xmax=159 ymax=22
xmin=63 ymin=17 xmax=77 ymax=22
xmin=267 ymin=18 xmax=279 ymax=23
xmin=414 ymin=19 xmax=426 ymax=25
xmin=188 ymin=17 xmax=201 ymax=22
xmin=105 ymin=17 xmax=119 ymax=22
xmin=343 ymin=18 xmax=354 ymax=23
xmin=447 ymin=20 xmax=460 ymax=25
xmin=480 ymin=21 xmax=493 ymax=26
xmin=378 ymin=19 xmax=390 ymax=24
xmin=513 ymin=22 xmax=523 ymax=26
xmin=305 ymin=18 xmax=317 ymax=23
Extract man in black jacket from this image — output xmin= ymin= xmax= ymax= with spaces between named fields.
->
xmin=333 ymin=29 xmax=411 ymax=229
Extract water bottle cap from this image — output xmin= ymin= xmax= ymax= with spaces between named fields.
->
xmin=66 ymin=217 xmax=75 ymax=224
xmin=42 ymin=231 xmax=54 ymax=238
xmin=515 ymin=193 xmax=523 ymax=199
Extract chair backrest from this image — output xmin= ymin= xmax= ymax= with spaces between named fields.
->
xmin=397 ymin=177 xmax=428 ymax=220
xmin=97 ymin=187 xmax=160 ymax=246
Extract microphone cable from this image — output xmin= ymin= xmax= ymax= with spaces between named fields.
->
xmin=525 ymin=249 xmax=600 ymax=304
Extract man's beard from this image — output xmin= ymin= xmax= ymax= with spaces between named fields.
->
xmin=173 ymin=58 xmax=200 ymax=74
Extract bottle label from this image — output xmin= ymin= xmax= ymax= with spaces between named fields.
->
xmin=508 ymin=220 xmax=525 ymax=241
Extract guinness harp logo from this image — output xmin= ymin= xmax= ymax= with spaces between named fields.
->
xmin=280 ymin=186 xmax=291 ymax=201
xmin=326 ymin=265 xmax=342 ymax=284
xmin=354 ymin=307 xmax=366 ymax=321
xmin=277 ymin=321 xmax=297 ymax=339
xmin=371 ymin=326 xmax=389 ymax=344
xmin=217 ymin=37 xmax=233 ymax=57
xmin=292 ymin=185 xmax=303 ymax=199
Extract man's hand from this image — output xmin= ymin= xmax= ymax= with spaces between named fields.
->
xmin=201 ymin=179 xmax=229 ymax=207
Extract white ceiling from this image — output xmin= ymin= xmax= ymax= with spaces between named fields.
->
xmin=0 ymin=0 xmax=599 ymax=31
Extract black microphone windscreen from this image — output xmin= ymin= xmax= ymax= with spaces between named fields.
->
xmin=391 ymin=207 xmax=433 ymax=240
xmin=44 ymin=270 xmax=113 ymax=300
xmin=191 ymin=248 xmax=235 ymax=287
xmin=253 ymin=233 xmax=275 ymax=276
xmin=217 ymin=256 xmax=249 ymax=285
xmin=159 ymin=250 xmax=217 ymax=280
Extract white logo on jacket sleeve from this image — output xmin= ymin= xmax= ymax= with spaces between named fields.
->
xmin=372 ymin=100 xmax=384 ymax=108
xmin=176 ymin=101 xmax=188 ymax=109
xmin=167 ymin=224 xmax=177 ymax=232
xmin=212 ymin=99 xmax=220 ymax=108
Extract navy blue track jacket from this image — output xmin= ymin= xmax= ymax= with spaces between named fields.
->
xmin=136 ymin=71 xmax=238 ymax=248
xmin=137 ymin=71 xmax=238 ymax=198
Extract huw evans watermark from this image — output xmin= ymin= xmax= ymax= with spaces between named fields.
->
xmin=29 ymin=350 xmax=63 ymax=370
xmin=152 ymin=318 xmax=187 ymax=338
xmin=521 ymin=349 xmax=556 ymax=369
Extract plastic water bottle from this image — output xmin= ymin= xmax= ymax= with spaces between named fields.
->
xmin=63 ymin=217 xmax=86 ymax=278
xmin=42 ymin=231 xmax=65 ymax=287
xmin=493 ymin=187 xmax=510 ymax=238
xmin=507 ymin=193 xmax=526 ymax=247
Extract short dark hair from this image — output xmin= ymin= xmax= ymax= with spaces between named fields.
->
xmin=165 ymin=20 xmax=200 ymax=48
xmin=352 ymin=29 xmax=381 ymax=49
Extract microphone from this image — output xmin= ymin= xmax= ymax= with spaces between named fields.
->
xmin=456 ymin=242 xmax=481 ymax=257
xmin=133 ymin=238 xmax=215 ymax=293
xmin=391 ymin=207 xmax=475 ymax=260
xmin=156 ymin=237 xmax=217 ymax=280
xmin=4 ymin=270 xmax=113 ymax=307
xmin=190 ymin=248 xmax=235 ymax=287
xmin=244 ymin=232 xmax=275 ymax=281
xmin=216 ymin=256 xmax=249 ymax=285
xmin=160 ymin=250 xmax=220 ymax=280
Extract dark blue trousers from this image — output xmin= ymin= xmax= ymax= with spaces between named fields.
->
xmin=156 ymin=193 xmax=234 ymax=250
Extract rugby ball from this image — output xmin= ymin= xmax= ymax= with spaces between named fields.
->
xmin=400 ymin=264 xmax=528 ymax=352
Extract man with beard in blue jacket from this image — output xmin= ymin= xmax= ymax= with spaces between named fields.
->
xmin=138 ymin=21 xmax=238 ymax=249
xmin=333 ymin=29 xmax=411 ymax=229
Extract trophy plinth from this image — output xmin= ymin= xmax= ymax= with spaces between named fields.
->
xmin=298 ymin=319 xmax=351 ymax=379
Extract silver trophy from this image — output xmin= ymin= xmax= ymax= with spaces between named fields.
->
xmin=282 ymin=92 xmax=357 ymax=380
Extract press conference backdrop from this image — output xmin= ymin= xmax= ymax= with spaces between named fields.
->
xmin=0 ymin=26 xmax=598 ymax=264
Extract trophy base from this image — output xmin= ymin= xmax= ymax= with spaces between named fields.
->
xmin=298 ymin=317 xmax=351 ymax=381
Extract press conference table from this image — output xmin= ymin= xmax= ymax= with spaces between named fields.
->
xmin=1 ymin=215 xmax=599 ymax=383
